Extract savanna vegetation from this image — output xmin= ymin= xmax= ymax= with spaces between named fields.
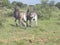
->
xmin=0 ymin=0 xmax=60 ymax=45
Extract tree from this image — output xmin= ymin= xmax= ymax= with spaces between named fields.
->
xmin=49 ymin=0 xmax=55 ymax=6
xmin=41 ymin=0 xmax=49 ymax=8
xmin=41 ymin=0 xmax=49 ymax=4
xmin=12 ymin=1 xmax=23 ymax=8
xmin=12 ymin=1 xmax=18 ymax=7
xmin=0 ymin=0 xmax=10 ymax=7
xmin=55 ymin=2 xmax=60 ymax=9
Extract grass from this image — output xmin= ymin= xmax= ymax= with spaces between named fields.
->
xmin=0 ymin=17 xmax=60 ymax=45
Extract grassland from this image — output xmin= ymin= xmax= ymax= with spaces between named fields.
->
xmin=0 ymin=16 xmax=60 ymax=45
xmin=0 ymin=7 xmax=60 ymax=45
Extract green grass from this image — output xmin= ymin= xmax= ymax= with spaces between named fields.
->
xmin=0 ymin=17 xmax=60 ymax=45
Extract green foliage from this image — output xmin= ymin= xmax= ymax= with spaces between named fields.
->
xmin=0 ymin=16 xmax=6 ymax=28
xmin=49 ymin=0 xmax=55 ymax=6
xmin=0 ymin=0 xmax=10 ymax=7
xmin=33 ymin=0 xmax=60 ymax=20
xmin=0 ymin=0 xmax=59 ymax=20
xmin=11 ymin=1 xmax=27 ymax=9
xmin=41 ymin=0 xmax=49 ymax=4
xmin=55 ymin=2 xmax=60 ymax=9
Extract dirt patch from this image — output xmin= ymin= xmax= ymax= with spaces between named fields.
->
xmin=0 ymin=34 xmax=34 ymax=43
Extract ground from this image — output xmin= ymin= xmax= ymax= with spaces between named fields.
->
xmin=0 ymin=17 xmax=60 ymax=45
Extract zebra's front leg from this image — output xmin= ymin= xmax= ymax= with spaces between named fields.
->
xmin=21 ymin=19 xmax=26 ymax=27
xmin=36 ymin=20 xmax=37 ymax=26
xmin=26 ymin=20 xmax=28 ymax=27
xmin=18 ymin=19 xmax=21 ymax=26
xmin=23 ymin=21 xmax=26 ymax=27
xmin=15 ymin=19 xmax=18 ymax=26
xmin=35 ymin=17 xmax=38 ymax=26
xmin=30 ymin=19 xmax=32 ymax=27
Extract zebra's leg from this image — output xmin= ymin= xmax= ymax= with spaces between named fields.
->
xmin=35 ymin=20 xmax=37 ymax=26
xmin=31 ymin=18 xmax=34 ymax=27
xmin=26 ymin=20 xmax=28 ymax=27
xmin=18 ymin=18 xmax=22 ymax=27
xmin=35 ymin=16 xmax=38 ymax=26
xmin=21 ymin=19 xmax=26 ymax=27
xmin=23 ymin=20 xmax=26 ymax=27
xmin=30 ymin=19 xmax=32 ymax=27
xmin=18 ymin=19 xmax=20 ymax=26
xmin=26 ymin=19 xmax=28 ymax=27
xmin=24 ymin=16 xmax=27 ymax=27
xmin=15 ymin=19 xmax=18 ymax=26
